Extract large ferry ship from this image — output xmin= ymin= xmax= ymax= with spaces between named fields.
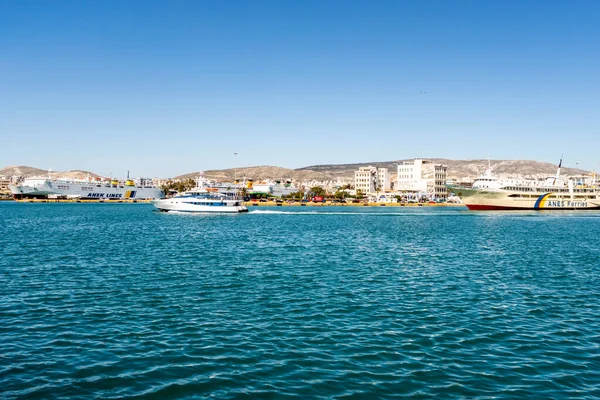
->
xmin=448 ymin=160 xmax=600 ymax=210
xmin=9 ymin=174 xmax=163 ymax=200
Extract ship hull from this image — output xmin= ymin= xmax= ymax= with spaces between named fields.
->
xmin=152 ymin=198 xmax=248 ymax=213
xmin=465 ymin=204 xmax=600 ymax=210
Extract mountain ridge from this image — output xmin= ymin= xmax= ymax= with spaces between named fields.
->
xmin=2 ymin=159 xmax=590 ymax=182
xmin=0 ymin=166 xmax=100 ymax=179
xmin=176 ymin=158 xmax=589 ymax=182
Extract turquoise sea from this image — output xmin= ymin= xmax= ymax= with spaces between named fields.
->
xmin=1 ymin=202 xmax=599 ymax=399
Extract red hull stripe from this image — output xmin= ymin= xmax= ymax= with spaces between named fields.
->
xmin=466 ymin=204 xmax=530 ymax=210
xmin=466 ymin=204 xmax=600 ymax=211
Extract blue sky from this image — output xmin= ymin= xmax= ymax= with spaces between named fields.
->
xmin=1 ymin=0 xmax=599 ymax=177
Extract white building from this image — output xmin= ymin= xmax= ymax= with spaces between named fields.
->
xmin=0 ymin=175 xmax=11 ymax=194
xmin=251 ymin=180 xmax=299 ymax=197
xmin=354 ymin=166 xmax=390 ymax=195
xmin=396 ymin=159 xmax=448 ymax=200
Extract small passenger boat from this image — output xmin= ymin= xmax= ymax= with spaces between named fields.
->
xmin=152 ymin=189 xmax=248 ymax=213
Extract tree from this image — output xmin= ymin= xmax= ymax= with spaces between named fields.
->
xmin=310 ymin=186 xmax=326 ymax=197
xmin=333 ymin=190 xmax=347 ymax=199
xmin=161 ymin=178 xmax=196 ymax=197
xmin=286 ymin=191 xmax=304 ymax=201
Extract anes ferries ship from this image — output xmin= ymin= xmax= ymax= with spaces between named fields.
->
xmin=449 ymin=160 xmax=600 ymax=211
xmin=9 ymin=174 xmax=163 ymax=200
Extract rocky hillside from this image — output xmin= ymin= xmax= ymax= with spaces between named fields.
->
xmin=0 ymin=166 xmax=100 ymax=179
xmin=0 ymin=166 xmax=47 ymax=177
xmin=431 ymin=159 xmax=585 ymax=180
xmin=176 ymin=166 xmax=330 ymax=182
xmin=4 ymin=159 xmax=590 ymax=182
xmin=177 ymin=159 xmax=589 ymax=182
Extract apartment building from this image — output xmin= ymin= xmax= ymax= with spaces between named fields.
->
xmin=354 ymin=166 xmax=390 ymax=195
xmin=396 ymin=159 xmax=448 ymax=200
xmin=0 ymin=176 xmax=11 ymax=194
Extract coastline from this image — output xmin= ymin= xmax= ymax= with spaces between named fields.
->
xmin=7 ymin=198 xmax=464 ymax=207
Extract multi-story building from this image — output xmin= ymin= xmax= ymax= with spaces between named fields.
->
xmin=354 ymin=166 xmax=390 ymax=195
xmin=0 ymin=175 xmax=11 ymax=193
xmin=396 ymin=159 xmax=448 ymax=200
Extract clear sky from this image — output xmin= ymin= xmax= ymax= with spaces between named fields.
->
xmin=1 ymin=0 xmax=599 ymax=177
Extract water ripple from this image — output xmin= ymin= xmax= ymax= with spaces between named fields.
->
xmin=1 ymin=203 xmax=600 ymax=398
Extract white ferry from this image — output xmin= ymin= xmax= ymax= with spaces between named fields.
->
xmin=448 ymin=160 xmax=600 ymax=210
xmin=9 ymin=174 xmax=163 ymax=200
xmin=152 ymin=188 xmax=247 ymax=213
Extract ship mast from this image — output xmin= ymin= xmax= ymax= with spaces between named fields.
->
xmin=552 ymin=155 xmax=563 ymax=186
xmin=234 ymin=152 xmax=238 ymax=199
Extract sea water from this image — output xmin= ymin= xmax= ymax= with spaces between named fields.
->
xmin=1 ymin=203 xmax=599 ymax=398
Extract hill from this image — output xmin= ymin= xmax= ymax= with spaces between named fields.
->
xmin=177 ymin=159 xmax=589 ymax=182
xmin=3 ymin=159 xmax=590 ymax=182
xmin=176 ymin=166 xmax=330 ymax=182
xmin=0 ymin=166 xmax=100 ymax=179
xmin=0 ymin=166 xmax=48 ymax=177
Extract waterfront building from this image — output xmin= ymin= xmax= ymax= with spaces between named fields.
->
xmin=396 ymin=159 xmax=448 ymax=200
xmin=251 ymin=180 xmax=299 ymax=197
xmin=354 ymin=166 xmax=390 ymax=195
xmin=0 ymin=176 xmax=11 ymax=194
xmin=299 ymin=179 xmax=340 ymax=193
xmin=577 ymin=173 xmax=598 ymax=187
